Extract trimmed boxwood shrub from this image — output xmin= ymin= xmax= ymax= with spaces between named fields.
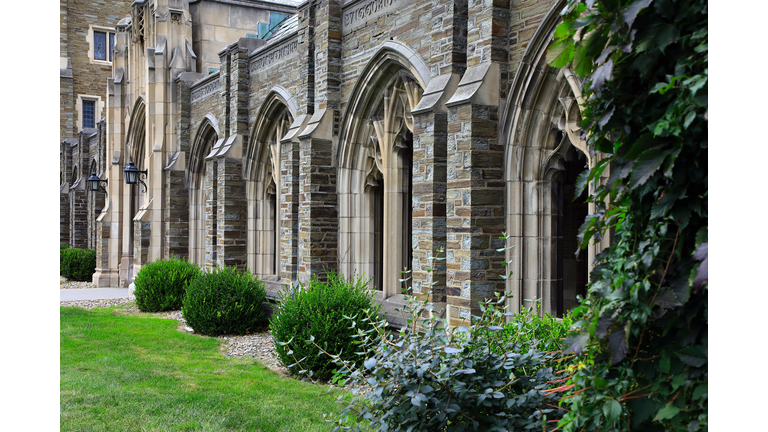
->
xmin=270 ymin=271 xmax=381 ymax=381
xmin=133 ymin=258 xmax=201 ymax=312
xmin=60 ymin=248 xmax=96 ymax=282
xmin=182 ymin=266 xmax=267 ymax=336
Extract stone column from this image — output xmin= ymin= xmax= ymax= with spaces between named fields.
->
xmin=444 ymin=70 xmax=507 ymax=326
xmin=216 ymin=153 xmax=248 ymax=270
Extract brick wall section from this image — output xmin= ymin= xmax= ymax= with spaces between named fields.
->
xmin=280 ymin=139 xmax=301 ymax=281
xmin=446 ymin=103 xmax=506 ymax=325
xmin=298 ymin=3 xmax=315 ymax=115
xmin=69 ymin=189 xmax=88 ymax=248
xmin=468 ymin=0 xmax=510 ymax=98
xmin=298 ymin=137 xmax=338 ymax=281
xmin=431 ymin=0 xmax=468 ymax=76
xmin=205 ymin=160 xmax=218 ymax=269
xmin=411 ymin=111 xmax=448 ymax=303
xmin=507 ymin=0 xmax=556 ymax=93
xmin=64 ymin=0 xmax=131 ymax=128
xmin=165 ymin=170 xmax=189 ymax=258
xmin=61 ymin=75 xmax=75 ymax=140
xmin=248 ymin=36 xmax=303 ymax=121
xmin=217 ymin=158 xmax=248 ymax=269
xmin=230 ymin=44 xmax=251 ymax=141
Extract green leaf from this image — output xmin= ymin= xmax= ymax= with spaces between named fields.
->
xmin=589 ymin=59 xmax=614 ymax=90
xmin=677 ymin=345 xmax=707 ymax=368
xmin=629 ymin=148 xmax=667 ymax=188
xmin=603 ymin=399 xmax=622 ymax=423
xmin=655 ymin=404 xmax=681 ymax=421
xmin=655 ymin=24 xmax=679 ymax=53
xmin=692 ymin=383 xmax=707 ymax=400
xmin=659 ymin=353 xmax=670 ymax=373
xmin=548 ymin=39 xmax=575 ymax=68
xmin=683 ymin=111 xmax=696 ymax=129
xmin=623 ymin=0 xmax=653 ymax=28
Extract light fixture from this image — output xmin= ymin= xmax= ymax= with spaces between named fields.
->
xmin=87 ymin=172 xmax=108 ymax=193
xmin=123 ymin=161 xmax=148 ymax=193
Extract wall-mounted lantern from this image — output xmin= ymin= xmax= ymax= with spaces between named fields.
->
xmin=123 ymin=161 xmax=148 ymax=193
xmin=86 ymin=172 xmax=108 ymax=193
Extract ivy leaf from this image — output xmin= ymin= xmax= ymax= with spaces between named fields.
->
xmin=598 ymin=106 xmax=615 ymax=129
xmin=655 ymin=288 xmax=682 ymax=310
xmin=563 ymin=332 xmax=589 ymax=355
xmin=575 ymin=170 xmax=590 ymax=199
xmin=655 ymin=404 xmax=681 ymax=421
xmin=596 ymin=314 xmax=616 ymax=339
xmin=693 ymin=383 xmax=708 ymax=400
xmin=547 ymin=39 xmax=574 ymax=68
xmin=603 ymin=399 xmax=622 ymax=423
xmin=608 ymin=329 xmax=628 ymax=364
xmin=677 ymin=345 xmax=707 ymax=368
xmin=692 ymin=243 xmax=708 ymax=288
xmin=629 ymin=148 xmax=667 ymax=188
xmin=655 ymin=24 xmax=679 ymax=53
xmin=590 ymin=59 xmax=614 ymax=91
xmin=623 ymin=0 xmax=654 ymax=28
xmin=572 ymin=15 xmax=598 ymax=30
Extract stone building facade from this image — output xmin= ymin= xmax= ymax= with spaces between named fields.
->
xmin=62 ymin=0 xmax=611 ymax=326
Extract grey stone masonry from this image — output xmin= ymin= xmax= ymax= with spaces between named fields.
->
xmin=164 ymin=170 xmax=189 ymax=259
xmin=280 ymin=138 xmax=301 ymax=281
xmin=216 ymin=158 xmax=248 ymax=269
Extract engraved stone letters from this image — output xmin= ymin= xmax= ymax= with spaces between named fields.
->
xmin=343 ymin=0 xmax=402 ymax=31
xmin=191 ymin=79 xmax=220 ymax=103
xmin=250 ymin=40 xmax=299 ymax=73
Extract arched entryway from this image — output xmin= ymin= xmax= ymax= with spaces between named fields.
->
xmin=245 ymin=92 xmax=295 ymax=280
xmin=501 ymin=0 xmax=607 ymax=316
xmin=337 ymin=45 xmax=426 ymax=297
xmin=187 ymin=115 xmax=220 ymax=268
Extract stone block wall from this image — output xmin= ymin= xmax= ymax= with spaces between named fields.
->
xmin=61 ymin=0 xmax=131 ymax=137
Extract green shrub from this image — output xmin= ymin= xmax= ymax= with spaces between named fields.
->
xmin=182 ymin=266 xmax=267 ymax=336
xmin=61 ymin=248 xmax=96 ymax=282
xmin=497 ymin=302 xmax=573 ymax=354
xmin=295 ymin=293 xmax=564 ymax=431
xmin=133 ymin=258 xmax=201 ymax=312
xmin=60 ymin=244 xmax=70 ymax=276
xmin=270 ymin=271 xmax=381 ymax=381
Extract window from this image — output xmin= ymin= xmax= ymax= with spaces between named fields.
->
xmin=88 ymin=26 xmax=116 ymax=64
xmin=94 ymin=31 xmax=115 ymax=61
xmin=82 ymin=100 xmax=95 ymax=129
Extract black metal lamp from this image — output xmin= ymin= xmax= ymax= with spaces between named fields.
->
xmin=123 ymin=161 xmax=148 ymax=193
xmin=87 ymin=172 xmax=108 ymax=193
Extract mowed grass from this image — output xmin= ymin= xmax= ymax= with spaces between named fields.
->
xmin=60 ymin=306 xmax=353 ymax=432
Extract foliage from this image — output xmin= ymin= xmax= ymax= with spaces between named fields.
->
xmin=182 ymin=266 xmax=267 ymax=336
xmin=290 ymin=248 xmax=568 ymax=432
xmin=60 ymin=306 xmax=357 ymax=432
xmin=547 ymin=0 xmax=708 ymax=430
xmin=270 ymin=271 xmax=381 ymax=381
xmin=60 ymin=248 xmax=97 ymax=282
xmin=294 ymin=294 xmax=565 ymax=432
xmin=496 ymin=303 xmax=574 ymax=355
xmin=133 ymin=258 xmax=201 ymax=312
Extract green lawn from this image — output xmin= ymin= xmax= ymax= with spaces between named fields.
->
xmin=60 ymin=306 xmax=354 ymax=431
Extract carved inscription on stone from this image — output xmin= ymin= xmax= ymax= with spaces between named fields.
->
xmin=191 ymin=79 xmax=220 ymax=103
xmin=342 ymin=0 xmax=405 ymax=31
xmin=250 ymin=40 xmax=299 ymax=72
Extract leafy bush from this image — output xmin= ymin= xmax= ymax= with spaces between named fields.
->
xmin=270 ymin=271 xmax=381 ymax=381
xmin=61 ymin=248 xmax=96 ymax=282
xmin=60 ymin=244 xmax=70 ymax=275
xmin=547 ymin=0 xmax=708 ymax=430
xmin=295 ymin=293 xmax=565 ymax=431
xmin=182 ymin=266 xmax=267 ymax=336
xmin=133 ymin=258 xmax=201 ymax=312
xmin=496 ymin=303 xmax=574 ymax=354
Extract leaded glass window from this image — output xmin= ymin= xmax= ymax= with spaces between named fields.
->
xmin=94 ymin=31 xmax=107 ymax=60
xmin=83 ymin=100 xmax=95 ymax=129
xmin=109 ymin=33 xmax=115 ymax=61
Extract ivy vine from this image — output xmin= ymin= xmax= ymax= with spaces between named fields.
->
xmin=547 ymin=0 xmax=707 ymax=430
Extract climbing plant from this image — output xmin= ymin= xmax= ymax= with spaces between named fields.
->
xmin=547 ymin=0 xmax=707 ymax=431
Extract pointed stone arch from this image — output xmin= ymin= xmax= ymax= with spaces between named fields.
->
xmin=187 ymin=114 xmax=220 ymax=267
xmin=245 ymin=88 xmax=296 ymax=279
xmin=336 ymin=43 xmax=427 ymax=297
xmin=500 ymin=0 xmax=608 ymax=316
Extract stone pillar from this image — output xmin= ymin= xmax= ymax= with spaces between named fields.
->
xmin=216 ymin=155 xmax=248 ymax=270
xmin=69 ymin=185 xmax=88 ymax=249
xmin=444 ymin=64 xmax=507 ymax=326
xmin=279 ymin=132 xmax=302 ymax=282
xmin=297 ymin=111 xmax=337 ymax=282
xmin=204 ymin=159 xmax=218 ymax=270
xmin=164 ymin=169 xmax=188 ymax=258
